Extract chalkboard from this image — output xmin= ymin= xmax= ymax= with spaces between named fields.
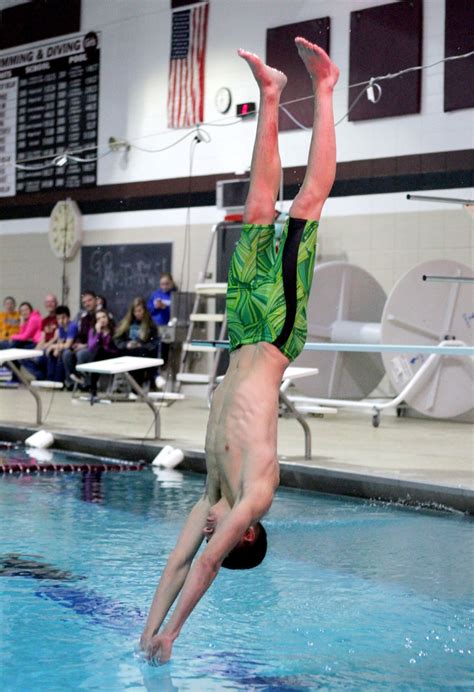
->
xmin=81 ymin=243 xmax=172 ymax=321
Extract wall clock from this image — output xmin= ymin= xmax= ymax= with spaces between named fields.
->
xmin=48 ymin=199 xmax=83 ymax=260
xmin=215 ymin=87 xmax=232 ymax=114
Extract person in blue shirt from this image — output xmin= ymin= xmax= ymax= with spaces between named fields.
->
xmin=45 ymin=306 xmax=79 ymax=386
xmin=147 ymin=273 xmax=176 ymax=327
xmin=147 ymin=273 xmax=176 ymax=368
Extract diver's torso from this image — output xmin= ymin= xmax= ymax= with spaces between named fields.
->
xmin=205 ymin=343 xmax=286 ymax=506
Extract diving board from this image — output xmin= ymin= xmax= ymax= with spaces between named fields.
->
xmin=192 ymin=340 xmax=474 ymax=357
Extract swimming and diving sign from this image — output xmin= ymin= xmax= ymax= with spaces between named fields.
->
xmin=0 ymin=31 xmax=100 ymax=197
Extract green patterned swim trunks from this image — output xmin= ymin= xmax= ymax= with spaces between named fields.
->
xmin=226 ymin=217 xmax=318 ymax=362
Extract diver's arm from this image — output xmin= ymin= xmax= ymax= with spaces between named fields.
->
xmin=140 ymin=494 xmax=211 ymax=645
xmin=145 ymin=495 xmax=268 ymax=663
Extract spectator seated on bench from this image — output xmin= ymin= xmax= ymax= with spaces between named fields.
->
xmin=0 ymin=296 xmax=20 ymax=343
xmin=63 ymin=291 xmax=115 ymax=389
xmin=41 ymin=305 xmax=78 ymax=388
xmin=0 ymin=296 xmax=21 ymax=384
xmin=0 ymin=302 xmax=42 ymax=382
xmin=71 ymin=309 xmax=118 ymax=395
xmin=114 ymin=297 xmax=160 ymax=388
xmin=0 ymin=301 xmax=42 ymax=350
xmin=21 ymin=293 xmax=58 ymax=380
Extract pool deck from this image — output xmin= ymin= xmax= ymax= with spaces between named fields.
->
xmin=1 ymin=387 xmax=472 ymax=512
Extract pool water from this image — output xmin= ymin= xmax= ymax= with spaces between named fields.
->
xmin=0 ymin=447 xmax=472 ymax=690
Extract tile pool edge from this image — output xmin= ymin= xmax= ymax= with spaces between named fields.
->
xmin=0 ymin=424 xmax=472 ymax=514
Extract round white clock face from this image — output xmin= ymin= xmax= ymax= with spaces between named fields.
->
xmin=49 ymin=200 xmax=82 ymax=259
xmin=215 ymin=87 xmax=232 ymax=114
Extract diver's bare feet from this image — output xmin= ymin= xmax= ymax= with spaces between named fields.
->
xmin=238 ymin=49 xmax=287 ymax=94
xmin=295 ymin=37 xmax=339 ymax=90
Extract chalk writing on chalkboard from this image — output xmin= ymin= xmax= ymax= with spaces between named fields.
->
xmin=81 ymin=243 xmax=172 ymax=320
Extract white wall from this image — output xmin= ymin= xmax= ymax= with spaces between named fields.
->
xmin=1 ymin=190 xmax=472 ymax=314
xmin=76 ymin=0 xmax=473 ymax=185
xmin=0 ymin=0 xmax=472 ymax=314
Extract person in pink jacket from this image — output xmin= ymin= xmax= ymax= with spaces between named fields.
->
xmin=8 ymin=302 xmax=42 ymax=347
xmin=0 ymin=301 xmax=43 ymax=382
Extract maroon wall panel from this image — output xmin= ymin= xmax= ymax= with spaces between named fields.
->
xmin=171 ymin=0 xmax=194 ymax=8
xmin=444 ymin=0 xmax=474 ymax=111
xmin=348 ymin=0 xmax=422 ymax=121
xmin=0 ymin=3 xmax=30 ymax=49
xmin=0 ymin=0 xmax=81 ymax=50
xmin=266 ymin=18 xmax=330 ymax=131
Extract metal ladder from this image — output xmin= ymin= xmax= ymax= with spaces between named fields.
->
xmin=176 ymin=224 xmax=227 ymax=394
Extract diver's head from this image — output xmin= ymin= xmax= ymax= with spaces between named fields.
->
xmin=221 ymin=522 xmax=267 ymax=570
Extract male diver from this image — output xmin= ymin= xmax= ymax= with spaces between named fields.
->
xmin=140 ymin=37 xmax=339 ymax=663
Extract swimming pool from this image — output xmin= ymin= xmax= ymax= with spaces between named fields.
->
xmin=1 ymin=447 xmax=472 ymax=690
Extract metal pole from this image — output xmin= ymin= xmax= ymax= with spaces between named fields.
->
xmin=422 ymin=275 xmax=474 ymax=283
xmin=124 ymin=372 xmax=160 ymax=439
xmin=279 ymin=389 xmax=312 ymax=460
xmin=406 ymin=194 xmax=474 ymax=205
xmin=8 ymin=361 xmax=43 ymax=425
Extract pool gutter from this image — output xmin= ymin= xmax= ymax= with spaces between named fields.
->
xmin=1 ymin=424 xmax=472 ymax=514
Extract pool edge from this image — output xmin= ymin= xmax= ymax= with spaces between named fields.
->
xmin=1 ymin=424 xmax=472 ymax=514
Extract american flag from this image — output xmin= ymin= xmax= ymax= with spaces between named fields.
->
xmin=168 ymin=2 xmax=209 ymax=129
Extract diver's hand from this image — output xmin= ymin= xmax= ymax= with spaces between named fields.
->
xmin=139 ymin=631 xmax=151 ymax=652
xmin=145 ymin=632 xmax=174 ymax=664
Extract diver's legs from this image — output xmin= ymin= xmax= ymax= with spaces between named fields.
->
xmin=238 ymin=50 xmax=287 ymax=225
xmin=289 ymin=38 xmax=339 ymax=221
